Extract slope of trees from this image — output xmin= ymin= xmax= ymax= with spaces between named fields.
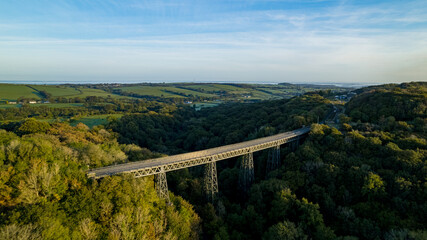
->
xmin=346 ymin=82 xmax=427 ymax=123
xmin=269 ymin=124 xmax=427 ymax=239
xmin=110 ymin=94 xmax=330 ymax=154
xmin=0 ymin=122 xmax=200 ymax=239
xmin=176 ymin=123 xmax=426 ymax=239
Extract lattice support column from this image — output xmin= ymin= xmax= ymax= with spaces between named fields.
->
xmin=155 ymin=168 xmax=170 ymax=205
xmin=239 ymin=152 xmax=254 ymax=193
xmin=204 ymin=161 xmax=218 ymax=202
xmin=266 ymin=145 xmax=281 ymax=173
xmin=291 ymin=136 xmax=300 ymax=151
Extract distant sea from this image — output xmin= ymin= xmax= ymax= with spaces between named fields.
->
xmin=0 ymin=80 xmax=382 ymax=88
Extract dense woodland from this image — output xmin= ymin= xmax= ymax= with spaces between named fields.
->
xmin=0 ymin=82 xmax=426 ymax=239
xmin=346 ymin=82 xmax=426 ymax=123
xmin=0 ymin=98 xmax=177 ymax=121
xmin=0 ymin=122 xmax=200 ymax=239
xmin=110 ymin=94 xmax=329 ymax=154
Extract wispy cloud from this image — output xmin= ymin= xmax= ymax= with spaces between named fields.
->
xmin=0 ymin=0 xmax=426 ymax=83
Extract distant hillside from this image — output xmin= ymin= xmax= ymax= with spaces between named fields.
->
xmin=0 ymin=82 xmax=349 ymax=103
xmin=346 ymin=82 xmax=427 ymax=122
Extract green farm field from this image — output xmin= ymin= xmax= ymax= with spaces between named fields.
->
xmin=184 ymin=83 xmax=277 ymax=100
xmin=185 ymin=84 xmax=280 ymax=100
xmin=31 ymin=103 xmax=85 ymax=108
xmin=193 ymin=102 xmax=220 ymax=110
xmin=45 ymin=87 xmax=135 ymax=99
xmin=0 ymin=103 xmax=84 ymax=109
xmin=0 ymin=104 xmax=22 ymax=109
xmin=76 ymin=88 xmax=119 ymax=98
xmin=162 ymin=86 xmax=215 ymax=97
xmin=185 ymin=84 xmax=250 ymax=93
xmin=117 ymin=85 xmax=216 ymax=98
xmin=117 ymin=86 xmax=184 ymax=98
xmin=29 ymin=85 xmax=81 ymax=97
xmin=0 ymin=84 xmax=41 ymax=101
xmin=0 ymin=84 xmax=133 ymax=101
xmin=120 ymin=86 xmax=206 ymax=98
xmin=28 ymin=85 xmax=137 ymax=100
xmin=256 ymin=87 xmax=304 ymax=97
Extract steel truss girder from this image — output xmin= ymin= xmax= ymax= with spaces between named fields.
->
xmin=88 ymin=130 xmax=308 ymax=179
xmin=267 ymin=145 xmax=281 ymax=173
xmin=155 ymin=168 xmax=170 ymax=205
xmin=116 ymin=137 xmax=301 ymax=179
xmin=239 ymin=152 xmax=254 ymax=193
xmin=204 ymin=161 xmax=218 ymax=202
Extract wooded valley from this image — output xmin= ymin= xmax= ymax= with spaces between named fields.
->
xmin=0 ymin=82 xmax=426 ymax=239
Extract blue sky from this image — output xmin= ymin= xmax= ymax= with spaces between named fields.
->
xmin=0 ymin=0 xmax=426 ymax=84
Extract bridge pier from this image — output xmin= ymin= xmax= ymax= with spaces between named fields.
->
xmin=239 ymin=152 xmax=254 ymax=193
xmin=155 ymin=168 xmax=170 ymax=205
xmin=291 ymin=136 xmax=300 ymax=151
xmin=204 ymin=161 xmax=218 ymax=202
xmin=266 ymin=145 xmax=281 ymax=173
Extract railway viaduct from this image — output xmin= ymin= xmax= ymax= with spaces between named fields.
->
xmin=88 ymin=127 xmax=310 ymax=204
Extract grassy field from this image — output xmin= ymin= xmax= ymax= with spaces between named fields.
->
xmin=193 ymin=102 xmax=220 ymax=111
xmin=0 ymin=104 xmax=22 ymax=109
xmin=54 ymin=87 xmax=134 ymax=99
xmin=76 ymin=88 xmax=117 ymax=98
xmin=185 ymin=84 xmax=250 ymax=93
xmin=31 ymin=103 xmax=85 ymax=108
xmin=0 ymin=85 xmax=134 ymax=109
xmin=118 ymin=86 xmax=184 ymax=98
xmin=256 ymin=87 xmax=302 ymax=97
xmin=162 ymin=86 xmax=216 ymax=97
xmin=0 ymin=103 xmax=85 ymax=109
xmin=0 ymin=84 xmax=133 ymax=101
xmin=0 ymin=84 xmax=41 ymax=101
xmin=185 ymin=84 xmax=281 ymax=100
xmin=185 ymin=84 xmax=279 ymax=99
xmin=120 ymin=84 xmax=242 ymax=96
xmin=257 ymin=87 xmax=285 ymax=95
xmin=29 ymin=85 xmax=81 ymax=97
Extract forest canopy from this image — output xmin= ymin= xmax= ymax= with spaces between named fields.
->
xmin=346 ymin=82 xmax=427 ymax=123
xmin=0 ymin=82 xmax=426 ymax=239
xmin=0 ymin=124 xmax=200 ymax=239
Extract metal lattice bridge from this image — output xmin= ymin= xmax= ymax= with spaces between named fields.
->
xmin=87 ymin=127 xmax=310 ymax=203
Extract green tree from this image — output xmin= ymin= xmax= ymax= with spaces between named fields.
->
xmin=16 ymin=118 xmax=50 ymax=135
xmin=263 ymin=220 xmax=307 ymax=240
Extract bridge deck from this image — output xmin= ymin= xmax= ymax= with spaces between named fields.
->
xmin=88 ymin=127 xmax=310 ymax=179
